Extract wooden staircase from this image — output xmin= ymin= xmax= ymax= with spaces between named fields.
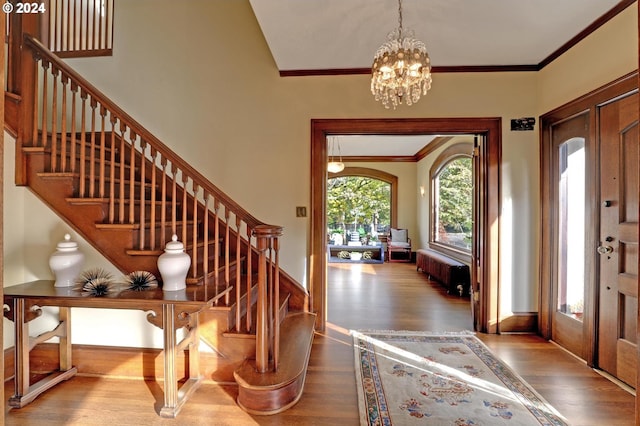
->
xmin=4 ymin=15 xmax=315 ymax=416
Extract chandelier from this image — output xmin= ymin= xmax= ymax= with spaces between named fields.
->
xmin=371 ymin=0 xmax=432 ymax=109
xmin=327 ymin=137 xmax=345 ymax=173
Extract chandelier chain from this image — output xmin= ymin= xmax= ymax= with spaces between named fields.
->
xmin=397 ymin=0 xmax=403 ymax=38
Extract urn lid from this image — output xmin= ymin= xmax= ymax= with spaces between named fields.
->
xmin=56 ymin=234 xmax=79 ymax=251
xmin=164 ymin=234 xmax=185 ymax=252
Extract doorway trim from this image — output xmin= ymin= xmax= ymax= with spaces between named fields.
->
xmin=310 ymin=118 xmax=501 ymax=333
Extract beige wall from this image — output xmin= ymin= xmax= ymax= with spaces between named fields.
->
xmin=538 ymin=6 xmax=638 ymax=115
xmin=3 ymin=0 xmax=637 ymax=347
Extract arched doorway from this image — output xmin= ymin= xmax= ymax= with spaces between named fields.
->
xmin=310 ymin=118 xmax=501 ymax=333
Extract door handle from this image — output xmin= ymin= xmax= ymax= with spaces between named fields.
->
xmin=597 ymin=245 xmax=614 ymax=254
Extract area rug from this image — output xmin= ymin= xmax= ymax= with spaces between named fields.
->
xmin=352 ymin=330 xmax=569 ymax=425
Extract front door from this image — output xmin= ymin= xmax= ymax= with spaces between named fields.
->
xmin=597 ymin=92 xmax=638 ymax=387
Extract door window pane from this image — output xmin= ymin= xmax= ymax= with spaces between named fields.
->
xmin=557 ymin=138 xmax=585 ymax=320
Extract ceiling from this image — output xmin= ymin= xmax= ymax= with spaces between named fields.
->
xmin=248 ymin=0 xmax=628 ymax=156
xmin=328 ymin=134 xmax=440 ymax=157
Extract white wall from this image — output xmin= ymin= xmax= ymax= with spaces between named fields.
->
xmin=3 ymin=1 xmax=637 ymax=348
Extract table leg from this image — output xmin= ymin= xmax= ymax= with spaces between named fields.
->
xmin=10 ymin=298 xmax=30 ymax=406
xmin=9 ymin=300 xmax=77 ymax=408
xmin=189 ymin=312 xmax=200 ymax=380
xmin=59 ymin=307 xmax=72 ymax=371
xmin=161 ymin=303 xmax=178 ymax=417
xmin=159 ymin=304 xmax=203 ymax=418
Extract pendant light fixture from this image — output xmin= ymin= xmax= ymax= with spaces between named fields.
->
xmin=371 ymin=0 xmax=432 ymax=109
xmin=327 ymin=137 xmax=345 ymax=173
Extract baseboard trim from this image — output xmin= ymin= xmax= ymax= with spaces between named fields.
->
xmin=498 ymin=312 xmax=538 ymax=333
xmin=4 ymin=343 xmax=241 ymax=384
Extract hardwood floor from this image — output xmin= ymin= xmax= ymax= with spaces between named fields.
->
xmin=4 ymin=262 xmax=635 ymax=425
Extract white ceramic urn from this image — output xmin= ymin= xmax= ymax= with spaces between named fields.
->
xmin=49 ymin=234 xmax=85 ymax=287
xmin=157 ymin=234 xmax=190 ymax=292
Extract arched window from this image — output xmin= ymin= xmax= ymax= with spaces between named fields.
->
xmin=327 ymin=167 xmax=397 ymax=244
xmin=430 ymin=143 xmax=473 ymax=254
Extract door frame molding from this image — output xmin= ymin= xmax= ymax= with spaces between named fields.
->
xmin=539 ymin=71 xmax=638 ymax=366
xmin=309 ymin=118 xmax=501 ymax=333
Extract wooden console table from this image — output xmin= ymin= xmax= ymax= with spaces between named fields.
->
xmin=3 ymin=280 xmax=227 ymax=418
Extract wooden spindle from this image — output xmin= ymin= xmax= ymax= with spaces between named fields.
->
xmin=84 ymin=0 xmax=89 ymax=50
xmin=191 ymin=184 xmax=200 ymax=280
xmin=97 ymin=0 xmax=103 ymax=50
xmin=54 ymin=0 xmax=60 ymax=51
xmin=138 ymin=140 xmax=147 ymax=250
xmin=181 ymin=175 xmax=188 ymax=252
xmin=92 ymin=0 xmax=97 ymax=50
xmin=78 ymin=90 xmax=87 ymax=196
xmin=118 ymin=122 xmax=126 ymax=223
xmin=159 ymin=158 xmax=168 ymax=247
xmin=171 ymin=165 xmax=177 ymax=236
xmin=69 ymin=82 xmax=77 ymax=172
xmin=88 ymin=97 xmax=97 ymax=197
xmin=203 ymin=193 xmax=210 ymax=281
xmin=245 ymin=227 xmax=253 ymax=332
xmin=235 ymin=216 xmax=242 ymax=330
xmin=41 ymin=61 xmax=49 ymax=149
xmin=60 ymin=75 xmax=68 ymax=172
xmin=106 ymin=0 xmax=112 ymax=49
xmin=128 ymin=131 xmax=136 ymax=224
xmin=31 ymin=58 xmax=39 ymax=146
xmin=213 ymin=200 xmax=220 ymax=286
xmin=224 ymin=210 xmax=230 ymax=286
xmin=50 ymin=66 xmax=59 ymax=172
xmin=98 ymin=105 xmax=106 ymax=198
xmin=149 ymin=149 xmax=159 ymax=250
xmin=108 ymin=115 xmax=117 ymax=223
xmin=66 ymin=0 xmax=71 ymax=51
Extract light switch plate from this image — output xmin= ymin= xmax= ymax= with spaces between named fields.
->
xmin=296 ymin=206 xmax=307 ymax=217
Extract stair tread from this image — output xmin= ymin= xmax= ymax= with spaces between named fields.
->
xmin=233 ymin=311 xmax=316 ymax=388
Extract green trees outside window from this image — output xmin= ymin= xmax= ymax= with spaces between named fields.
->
xmin=434 ymin=157 xmax=472 ymax=251
xmin=327 ymin=176 xmax=391 ymax=243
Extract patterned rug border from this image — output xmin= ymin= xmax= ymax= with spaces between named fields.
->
xmin=351 ymin=329 xmax=569 ymax=426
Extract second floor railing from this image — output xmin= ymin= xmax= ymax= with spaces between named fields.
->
xmin=44 ymin=0 xmax=114 ymax=57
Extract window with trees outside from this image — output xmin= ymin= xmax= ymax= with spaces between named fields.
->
xmin=430 ymin=144 xmax=473 ymax=253
xmin=327 ymin=170 xmax=394 ymax=246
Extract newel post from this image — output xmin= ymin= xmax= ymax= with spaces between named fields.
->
xmin=253 ymin=224 xmax=283 ymax=373
xmin=12 ymin=15 xmax=41 ymax=185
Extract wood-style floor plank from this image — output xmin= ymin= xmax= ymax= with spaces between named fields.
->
xmin=4 ymin=262 xmax=635 ymax=425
